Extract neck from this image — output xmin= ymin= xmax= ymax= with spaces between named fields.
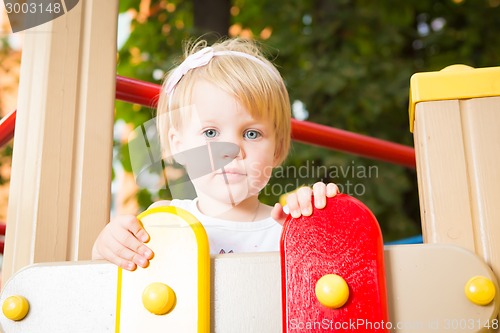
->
xmin=196 ymin=194 xmax=261 ymax=222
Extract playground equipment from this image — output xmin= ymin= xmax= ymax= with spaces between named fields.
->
xmin=0 ymin=196 xmax=498 ymax=332
xmin=0 ymin=2 xmax=499 ymax=332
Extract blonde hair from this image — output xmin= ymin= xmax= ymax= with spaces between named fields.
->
xmin=157 ymin=38 xmax=291 ymax=165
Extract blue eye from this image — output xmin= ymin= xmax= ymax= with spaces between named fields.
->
xmin=203 ymin=129 xmax=218 ymax=138
xmin=244 ymin=130 xmax=261 ymax=140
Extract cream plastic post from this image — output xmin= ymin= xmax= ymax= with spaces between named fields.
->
xmin=3 ymin=0 xmax=119 ymax=281
xmin=410 ymin=66 xmax=500 ymax=280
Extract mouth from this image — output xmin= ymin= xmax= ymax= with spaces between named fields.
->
xmin=216 ymin=171 xmax=246 ymax=176
xmin=214 ymin=168 xmax=247 ymax=183
xmin=216 ymin=167 xmax=246 ymax=176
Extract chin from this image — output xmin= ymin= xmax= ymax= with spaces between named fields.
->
xmin=210 ymin=188 xmax=251 ymax=205
xmin=195 ymin=178 xmax=264 ymax=203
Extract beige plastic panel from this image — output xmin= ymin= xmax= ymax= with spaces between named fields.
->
xmin=0 ymin=262 xmax=118 ymax=333
xmin=1 ymin=245 xmax=498 ymax=333
xmin=385 ymin=244 xmax=499 ymax=333
xmin=414 ymin=97 xmax=500 ymax=281
xmin=211 ymin=252 xmax=281 ymax=333
xmin=460 ymin=97 xmax=500 ymax=279
xmin=413 ymin=100 xmax=475 ymax=250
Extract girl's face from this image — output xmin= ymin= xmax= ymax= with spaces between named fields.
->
xmin=169 ymin=80 xmax=277 ymax=205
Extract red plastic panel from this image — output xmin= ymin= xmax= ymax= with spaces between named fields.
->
xmin=281 ymin=194 xmax=389 ymax=332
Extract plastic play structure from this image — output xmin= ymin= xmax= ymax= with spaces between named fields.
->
xmin=0 ymin=2 xmax=499 ymax=332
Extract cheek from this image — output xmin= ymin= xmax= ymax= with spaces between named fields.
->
xmin=261 ymin=161 xmax=274 ymax=179
xmin=180 ymin=137 xmax=206 ymax=151
xmin=247 ymin=158 xmax=274 ymax=184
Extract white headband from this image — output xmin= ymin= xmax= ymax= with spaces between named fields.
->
xmin=165 ymin=47 xmax=280 ymax=102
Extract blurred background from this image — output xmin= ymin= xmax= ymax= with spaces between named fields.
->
xmin=1 ymin=0 xmax=500 ymax=244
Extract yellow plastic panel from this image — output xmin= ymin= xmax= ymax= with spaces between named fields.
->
xmin=116 ymin=207 xmax=210 ymax=333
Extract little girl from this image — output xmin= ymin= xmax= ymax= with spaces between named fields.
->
xmin=92 ymin=38 xmax=338 ymax=270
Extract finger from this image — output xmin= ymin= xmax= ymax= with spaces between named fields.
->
xmin=296 ymin=186 xmax=313 ymax=216
xmin=326 ymin=183 xmax=339 ymax=197
xmin=118 ymin=217 xmax=154 ymax=258
xmin=285 ymin=192 xmax=301 ymax=218
xmin=113 ymin=254 xmax=137 ymax=271
xmin=112 ymin=255 xmax=137 ymax=271
xmin=112 ymin=226 xmax=150 ymax=255
xmin=123 ymin=216 xmax=150 ymax=243
xmin=97 ymin=241 xmax=138 ymax=271
xmin=111 ymin=237 xmax=150 ymax=269
xmin=138 ymin=244 xmax=154 ymax=260
xmin=111 ymin=228 xmax=152 ymax=267
xmin=271 ymin=203 xmax=288 ymax=225
xmin=312 ymin=182 xmax=327 ymax=209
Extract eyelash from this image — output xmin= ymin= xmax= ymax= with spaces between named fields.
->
xmin=203 ymin=129 xmax=218 ymax=138
xmin=202 ymin=129 xmax=262 ymax=140
xmin=244 ymin=130 xmax=261 ymax=140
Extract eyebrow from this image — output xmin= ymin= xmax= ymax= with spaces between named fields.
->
xmin=198 ymin=117 xmax=218 ymax=123
xmin=197 ymin=111 xmax=269 ymax=128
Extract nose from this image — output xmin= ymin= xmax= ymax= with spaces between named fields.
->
xmin=208 ymin=141 xmax=242 ymax=170
xmin=177 ymin=142 xmax=241 ymax=179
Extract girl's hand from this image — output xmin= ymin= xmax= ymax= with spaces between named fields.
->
xmin=271 ymin=182 xmax=339 ymax=225
xmin=92 ymin=215 xmax=154 ymax=271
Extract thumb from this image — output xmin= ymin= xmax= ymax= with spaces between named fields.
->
xmin=271 ymin=203 xmax=289 ymax=225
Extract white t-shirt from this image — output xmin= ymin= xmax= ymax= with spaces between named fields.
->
xmin=170 ymin=198 xmax=282 ymax=255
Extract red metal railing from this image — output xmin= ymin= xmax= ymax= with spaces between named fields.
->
xmin=0 ymin=110 xmax=16 ymax=148
xmin=290 ymin=120 xmax=415 ymax=168
xmin=0 ymin=75 xmax=416 ymax=168
xmin=0 ymin=223 xmax=5 ymax=254
xmin=0 ymin=111 xmax=13 ymax=253
xmin=115 ymin=75 xmax=416 ymax=168
xmin=116 ymin=75 xmax=161 ymax=107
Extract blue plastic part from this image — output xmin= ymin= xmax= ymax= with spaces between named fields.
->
xmin=385 ymin=235 xmax=423 ymax=245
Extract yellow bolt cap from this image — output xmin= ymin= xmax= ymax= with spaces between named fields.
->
xmin=142 ymin=282 xmax=176 ymax=315
xmin=465 ymin=276 xmax=496 ymax=306
xmin=315 ymin=274 xmax=349 ymax=309
xmin=2 ymin=295 xmax=29 ymax=321
xmin=441 ymin=64 xmax=474 ymax=72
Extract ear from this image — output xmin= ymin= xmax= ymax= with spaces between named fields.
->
xmin=168 ymin=127 xmax=185 ymax=165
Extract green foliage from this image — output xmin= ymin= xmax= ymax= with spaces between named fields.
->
xmin=114 ymin=0 xmax=500 ymax=240
xmin=0 ymin=144 xmax=13 ymax=186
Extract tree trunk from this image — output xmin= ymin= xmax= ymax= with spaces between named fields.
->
xmin=193 ymin=0 xmax=230 ymax=39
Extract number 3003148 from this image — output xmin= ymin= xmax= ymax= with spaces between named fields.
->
xmin=5 ymin=2 xmax=63 ymax=14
